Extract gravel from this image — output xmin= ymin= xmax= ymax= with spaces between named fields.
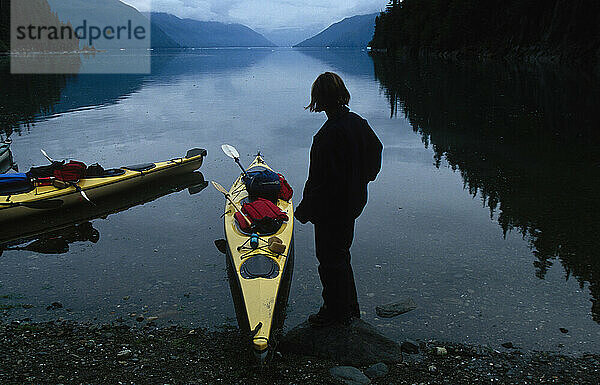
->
xmin=0 ymin=320 xmax=598 ymax=384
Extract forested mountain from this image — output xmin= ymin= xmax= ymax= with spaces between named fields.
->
xmin=371 ymin=0 xmax=600 ymax=64
xmin=295 ymin=13 xmax=377 ymax=48
xmin=149 ymin=13 xmax=275 ymax=48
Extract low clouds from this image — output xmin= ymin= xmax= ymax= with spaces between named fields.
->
xmin=123 ymin=0 xmax=388 ymax=31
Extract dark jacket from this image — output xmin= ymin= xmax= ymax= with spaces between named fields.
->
xmin=295 ymin=107 xmax=383 ymax=223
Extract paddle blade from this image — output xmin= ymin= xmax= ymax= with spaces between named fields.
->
xmin=40 ymin=149 xmax=54 ymax=163
xmin=79 ymin=189 xmax=93 ymax=205
xmin=221 ymin=144 xmax=239 ymax=159
xmin=211 ymin=181 xmax=229 ymax=195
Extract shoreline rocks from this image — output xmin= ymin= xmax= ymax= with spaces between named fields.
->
xmin=1 ymin=320 xmax=599 ymax=384
xmin=280 ymin=319 xmax=403 ymax=366
xmin=329 ymin=366 xmax=371 ymax=385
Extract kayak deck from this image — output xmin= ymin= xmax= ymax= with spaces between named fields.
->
xmin=223 ymin=155 xmax=294 ymax=362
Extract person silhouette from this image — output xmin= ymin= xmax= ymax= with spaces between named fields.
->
xmin=295 ymin=72 xmax=383 ymax=327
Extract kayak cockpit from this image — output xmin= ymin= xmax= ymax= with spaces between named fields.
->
xmin=240 ymin=254 xmax=280 ymax=279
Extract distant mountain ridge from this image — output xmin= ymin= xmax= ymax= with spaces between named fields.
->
xmin=2 ymin=1 xmax=275 ymax=51
xmin=44 ymin=0 xmax=179 ymax=49
xmin=294 ymin=13 xmax=378 ymax=48
xmin=149 ymin=12 xmax=275 ymax=48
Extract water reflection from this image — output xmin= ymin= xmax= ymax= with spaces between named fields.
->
xmin=372 ymin=54 xmax=600 ymax=322
xmin=295 ymin=48 xmax=374 ymax=78
xmin=1 ymin=48 xmax=274 ymax=136
xmin=0 ymin=171 xmax=208 ymax=250
xmin=0 ymin=58 xmax=72 ymax=137
xmin=0 ymin=139 xmax=17 ymax=173
xmin=1 ymin=222 xmax=99 ymax=255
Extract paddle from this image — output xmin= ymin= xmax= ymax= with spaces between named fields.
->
xmin=70 ymin=182 xmax=94 ymax=205
xmin=40 ymin=149 xmax=55 ymax=163
xmin=211 ymin=181 xmax=252 ymax=227
xmin=53 ymin=177 xmax=94 ymax=205
xmin=40 ymin=149 xmax=94 ymax=205
xmin=221 ymin=144 xmax=248 ymax=178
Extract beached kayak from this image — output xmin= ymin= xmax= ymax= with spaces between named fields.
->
xmin=0 ymin=148 xmax=206 ymax=222
xmin=222 ymin=155 xmax=294 ymax=364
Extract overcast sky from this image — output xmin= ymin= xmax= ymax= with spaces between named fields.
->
xmin=121 ymin=0 xmax=389 ymax=32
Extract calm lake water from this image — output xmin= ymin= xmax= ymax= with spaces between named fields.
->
xmin=1 ymin=48 xmax=599 ymax=354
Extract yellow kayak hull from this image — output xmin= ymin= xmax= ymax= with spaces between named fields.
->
xmin=0 ymin=148 xmax=206 ymax=222
xmin=223 ymin=155 xmax=294 ymax=363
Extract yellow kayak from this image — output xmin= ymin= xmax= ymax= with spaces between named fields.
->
xmin=0 ymin=148 xmax=206 ymax=222
xmin=222 ymin=155 xmax=294 ymax=364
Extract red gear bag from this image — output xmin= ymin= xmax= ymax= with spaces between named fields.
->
xmin=234 ymin=197 xmax=289 ymax=233
xmin=53 ymin=161 xmax=87 ymax=182
xmin=277 ymin=173 xmax=293 ymax=201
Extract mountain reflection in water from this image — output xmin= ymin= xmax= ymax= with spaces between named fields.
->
xmin=0 ymin=49 xmax=275 ymax=138
xmin=372 ymin=54 xmax=600 ymax=322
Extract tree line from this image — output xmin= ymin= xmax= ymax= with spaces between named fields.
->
xmin=1 ymin=0 xmax=80 ymax=52
xmin=371 ymin=0 xmax=600 ymax=63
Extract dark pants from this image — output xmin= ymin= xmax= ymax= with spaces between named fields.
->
xmin=314 ymin=220 xmax=360 ymax=319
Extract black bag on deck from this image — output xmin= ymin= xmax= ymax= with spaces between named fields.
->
xmin=244 ymin=168 xmax=281 ymax=202
xmin=26 ymin=161 xmax=64 ymax=179
xmin=85 ymin=163 xmax=105 ymax=177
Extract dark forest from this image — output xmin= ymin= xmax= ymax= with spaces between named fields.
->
xmin=371 ymin=0 xmax=600 ymax=65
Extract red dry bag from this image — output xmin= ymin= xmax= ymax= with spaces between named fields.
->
xmin=277 ymin=173 xmax=293 ymax=201
xmin=53 ymin=161 xmax=87 ymax=182
xmin=234 ymin=197 xmax=289 ymax=234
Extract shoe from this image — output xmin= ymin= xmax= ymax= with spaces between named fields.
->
xmin=308 ymin=306 xmax=337 ymax=328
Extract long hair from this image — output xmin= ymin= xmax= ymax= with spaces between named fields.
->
xmin=306 ymin=72 xmax=350 ymax=112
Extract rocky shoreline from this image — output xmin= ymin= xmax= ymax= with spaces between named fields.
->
xmin=1 ymin=319 xmax=598 ymax=384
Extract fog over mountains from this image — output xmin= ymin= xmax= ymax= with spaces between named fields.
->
xmin=148 ymin=12 xmax=275 ymax=48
